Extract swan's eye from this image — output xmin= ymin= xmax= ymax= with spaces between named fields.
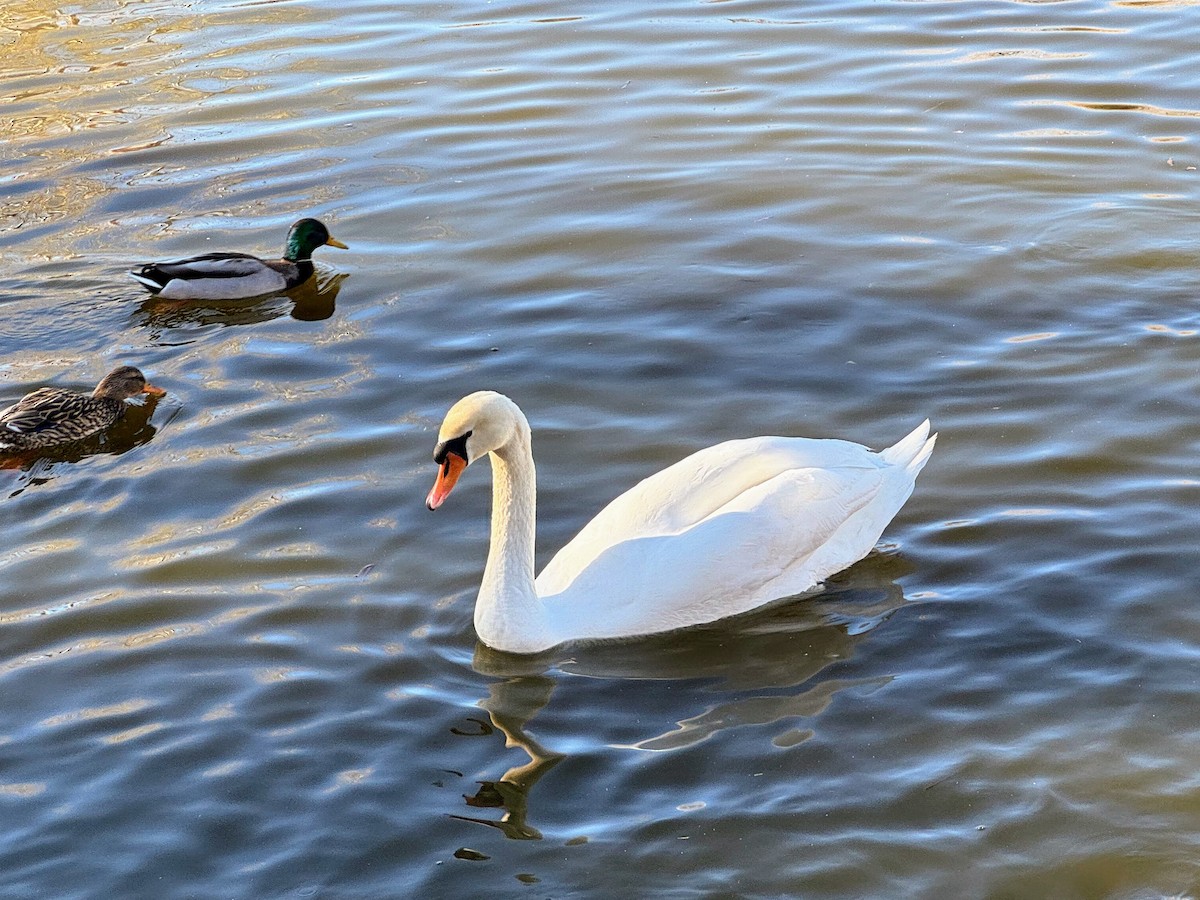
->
xmin=433 ymin=430 xmax=472 ymax=466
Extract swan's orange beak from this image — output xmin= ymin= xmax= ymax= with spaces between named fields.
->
xmin=143 ymin=383 xmax=167 ymax=398
xmin=426 ymin=453 xmax=466 ymax=510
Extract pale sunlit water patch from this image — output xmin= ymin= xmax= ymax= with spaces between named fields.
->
xmin=628 ymin=676 xmax=892 ymax=752
xmin=324 ymin=769 xmax=373 ymax=793
xmin=201 ymin=704 xmax=236 ymax=722
xmin=951 ymin=49 xmax=1090 ymax=63
xmin=0 ymin=537 xmax=80 ymax=570
xmin=39 ymin=699 xmax=152 ymax=729
xmin=999 ymin=506 xmax=1075 ymax=517
xmin=201 ymin=760 xmax=244 ymax=779
xmin=122 ymin=537 xmax=239 ymax=572
xmin=1008 ymin=128 xmax=1107 ymax=137
xmin=123 ymin=623 xmax=202 ymax=649
xmin=0 ymin=592 xmax=122 ymax=626
xmin=1005 ymin=331 xmax=1060 ymax=343
xmin=0 ymin=783 xmax=46 ymax=798
xmin=102 ymin=721 xmax=166 ymax=745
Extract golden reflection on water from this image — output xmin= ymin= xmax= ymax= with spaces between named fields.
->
xmin=0 ymin=177 xmax=112 ymax=240
xmin=952 ymin=49 xmax=1090 ymax=63
xmin=0 ymin=538 xmax=80 ymax=573
xmin=0 ymin=592 xmax=105 ymax=626
xmin=1006 ymin=331 xmax=1059 ymax=343
xmin=1036 ymin=99 xmax=1200 ymax=118
xmin=1145 ymin=323 xmax=1197 ymax=336
xmin=102 ymin=721 xmax=165 ymax=745
xmin=0 ymin=782 xmax=46 ymax=797
xmin=40 ymin=697 xmax=152 ymax=728
xmin=0 ymin=616 xmax=206 ymax=676
xmin=0 ymin=2 xmax=163 ymax=236
xmin=1 ymin=0 xmax=351 ymax=252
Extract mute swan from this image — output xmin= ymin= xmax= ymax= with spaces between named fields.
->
xmin=426 ymin=392 xmax=935 ymax=654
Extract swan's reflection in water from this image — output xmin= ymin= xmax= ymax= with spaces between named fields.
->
xmin=451 ymin=554 xmax=917 ymax=840
xmin=132 ymin=270 xmax=347 ymax=339
xmin=449 ymin=676 xmax=564 ymax=840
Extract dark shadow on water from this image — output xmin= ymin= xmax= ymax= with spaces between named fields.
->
xmin=448 ymin=675 xmax=564 ymax=841
xmin=130 ymin=270 xmax=347 ymax=343
xmin=2 ymin=393 xmax=175 ymax=498
xmin=451 ymin=552 xmax=917 ymax=840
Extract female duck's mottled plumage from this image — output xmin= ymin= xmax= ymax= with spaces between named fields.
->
xmin=129 ymin=218 xmax=348 ymax=300
xmin=0 ymin=366 xmax=166 ymax=452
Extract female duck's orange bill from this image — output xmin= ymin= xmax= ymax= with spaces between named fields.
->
xmin=426 ymin=454 xmax=466 ymax=510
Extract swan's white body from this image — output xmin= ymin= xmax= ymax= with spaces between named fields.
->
xmin=428 ymin=392 xmax=935 ymax=654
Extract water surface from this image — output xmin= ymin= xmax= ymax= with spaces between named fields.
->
xmin=3 ymin=0 xmax=1200 ymax=896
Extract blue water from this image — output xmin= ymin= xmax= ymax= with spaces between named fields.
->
xmin=2 ymin=0 xmax=1200 ymax=896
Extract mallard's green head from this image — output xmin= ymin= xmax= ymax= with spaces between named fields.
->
xmin=284 ymin=218 xmax=349 ymax=261
xmin=92 ymin=366 xmax=167 ymax=400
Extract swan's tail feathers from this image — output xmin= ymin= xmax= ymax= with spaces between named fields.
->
xmin=880 ymin=419 xmax=937 ymax=476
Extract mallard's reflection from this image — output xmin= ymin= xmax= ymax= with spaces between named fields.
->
xmin=288 ymin=271 xmax=348 ymax=322
xmin=132 ymin=270 xmax=347 ymax=338
xmin=2 ymin=392 xmax=173 ymax=497
xmin=452 ymin=554 xmax=916 ymax=839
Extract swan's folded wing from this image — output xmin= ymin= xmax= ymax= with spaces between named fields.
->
xmin=537 ymin=437 xmax=884 ymax=594
xmin=537 ymin=463 xmax=885 ymax=620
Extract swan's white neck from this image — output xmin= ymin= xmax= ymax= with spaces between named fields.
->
xmin=475 ymin=427 xmax=554 ymax=653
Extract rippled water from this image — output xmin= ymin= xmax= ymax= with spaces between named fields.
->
xmin=3 ymin=0 xmax=1200 ymax=896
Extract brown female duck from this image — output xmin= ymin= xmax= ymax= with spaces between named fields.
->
xmin=0 ymin=366 xmax=166 ymax=452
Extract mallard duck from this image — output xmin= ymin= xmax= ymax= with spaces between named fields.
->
xmin=426 ymin=391 xmax=936 ymax=654
xmin=129 ymin=218 xmax=348 ymax=300
xmin=0 ymin=366 xmax=166 ymax=452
